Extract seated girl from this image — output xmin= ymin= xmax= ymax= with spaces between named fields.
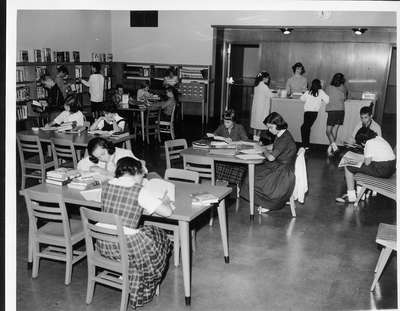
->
xmin=77 ymin=137 xmax=148 ymax=179
xmin=241 ymin=112 xmax=297 ymax=213
xmin=96 ymin=156 xmax=172 ymax=309
xmin=90 ymin=104 xmax=126 ymax=132
xmin=160 ymin=87 xmax=178 ymax=121
xmin=213 ymin=109 xmax=249 ymax=185
xmin=336 ymin=128 xmax=395 ymax=203
xmin=136 ymin=81 xmax=152 ymax=101
xmin=45 ymin=95 xmax=84 ymax=127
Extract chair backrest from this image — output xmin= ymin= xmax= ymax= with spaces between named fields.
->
xmin=183 ymin=154 xmax=215 ymax=185
xmin=24 ymin=190 xmax=71 ymax=240
xmin=164 ymin=168 xmax=200 ymax=184
xmin=51 ymin=138 xmax=78 ymax=169
xmin=17 ymin=134 xmax=44 ymax=167
xmin=80 ymin=207 xmax=129 ymax=274
xmin=146 ymin=107 xmax=161 ymax=128
xmin=164 ymin=139 xmax=188 ymax=169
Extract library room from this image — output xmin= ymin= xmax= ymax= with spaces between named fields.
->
xmin=7 ymin=3 xmax=399 ymax=311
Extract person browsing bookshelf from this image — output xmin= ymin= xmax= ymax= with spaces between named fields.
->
xmin=90 ymin=104 xmax=126 ymax=133
xmin=96 ymin=156 xmax=172 ymax=309
xmin=44 ymin=95 xmax=84 ymax=127
xmin=55 ymin=65 xmax=70 ymax=99
xmin=336 ymin=127 xmax=395 ymax=203
xmin=81 ymin=62 xmax=105 ymax=118
xmin=163 ymin=66 xmax=179 ymax=88
xmin=77 ymin=137 xmax=148 ymax=179
xmin=39 ymin=74 xmax=65 ymax=120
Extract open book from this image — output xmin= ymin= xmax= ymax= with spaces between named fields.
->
xmin=206 ymin=133 xmax=230 ymax=143
xmin=140 ymin=179 xmax=176 ymax=211
xmin=338 ymin=151 xmax=365 ymax=168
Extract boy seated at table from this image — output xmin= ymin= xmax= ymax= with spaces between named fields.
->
xmin=213 ymin=109 xmax=249 ymax=186
xmin=160 ymin=87 xmax=178 ymax=121
xmin=136 ymin=81 xmax=152 ymax=101
xmin=44 ymin=95 xmax=84 ymax=127
xmin=90 ymin=104 xmax=126 ymax=132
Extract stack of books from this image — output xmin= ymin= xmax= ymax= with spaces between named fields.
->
xmin=191 ymin=192 xmax=218 ymax=206
xmin=46 ymin=168 xmax=80 ymax=186
xmin=192 ymin=139 xmax=210 ymax=149
xmin=68 ymin=176 xmax=101 ymax=190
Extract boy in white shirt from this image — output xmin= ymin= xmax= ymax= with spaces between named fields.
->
xmin=336 ymin=127 xmax=395 ymax=203
xmin=81 ymin=62 xmax=105 ymax=118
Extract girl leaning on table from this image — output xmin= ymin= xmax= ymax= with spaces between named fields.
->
xmin=241 ymin=112 xmax=297 ymax=213
xmin=44 ymin=95 xmax=85 ymax=128
xmin=90 ymin=104 xmax=126 ymax=133
xmin=96 ymin=156 xmax=172 ymax=309
xmin=336 ymin=127 xmax=395 ymax=204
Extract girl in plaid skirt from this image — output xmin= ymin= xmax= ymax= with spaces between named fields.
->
xmin=96 ymin=157 xmax=172 ymax=309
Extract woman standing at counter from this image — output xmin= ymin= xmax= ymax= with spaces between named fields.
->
xmin=326 ymin=73 xmax=347 ymax=156
xmin=286 ymin=62 xmax=308 ymax=96
xmin=300 ymin=79 xmax=329 ymax=149
xmin=250 ymin=71 xmax=272 ymax=141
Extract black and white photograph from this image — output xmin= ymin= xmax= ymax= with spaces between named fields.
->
xmin=6 ymin=1 xmax=400 ymax=310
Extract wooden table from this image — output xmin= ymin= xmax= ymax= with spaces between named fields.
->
xmin=118 ymin=102 xmax=162 ymax=142
xmin=20 ymin=181 xmax=231 ymax=305
xmin=180 ymin=147 xmax=265 ymax=220
xmin=17 ymin=129 xmax=135 ymax=151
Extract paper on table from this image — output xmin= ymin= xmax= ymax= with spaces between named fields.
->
xmin=210 ymin=141 xmax=228 ymax=147
xmin=80 ymin=188 xmax=102 ymax=202
xmin=139 ymin=179 xmax=176 ymax=211
xmin=240 ymin=149 xmax=263 ymax=154
xmin=235 ymin=154 xmax=265 ymax=160
xmin=209 ymin=149 xmax=237 ymax=156
xmin=96 ymin=222 xmax=139 ymax=235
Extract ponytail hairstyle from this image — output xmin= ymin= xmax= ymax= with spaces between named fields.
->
xmin=309 ymin=79 xmax=322 ymax=97
xmin=254 ymin=71 xmax=271 ymax=87
xmin=115 ymin=157 xmax=144 ymax=178
xmin=87 ymin=137 xmax=115 ymax=164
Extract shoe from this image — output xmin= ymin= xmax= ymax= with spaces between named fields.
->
xmin=327 ymin=145 xmax=333 ymax=157
xmin=257 ymin=206 xmax=270 ymax=214
xmin=335 ymin=194 xmax=355 ymax=203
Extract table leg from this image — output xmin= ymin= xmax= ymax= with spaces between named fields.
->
xmin=179 ymin=220 xmax=191 ymax=305
xmin=217 ymin=200 xmax=229 ymax=263
xmin=141 ymin=111 xmax=145 ymax=142
xmin=28 ymin=220 xmax=33 ymax=268
xmin=249 ymin=163 xmax=255 ymax=220
xmin=201 ymin=100 xmax=204 ymax=130
xmin=181 ymin=102 xmax=184 ymax=121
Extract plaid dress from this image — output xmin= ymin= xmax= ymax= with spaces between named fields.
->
xmin=96 ymin=182 xmax=171 ymax=309
xmin=215 ymin=162 xmax=247 ymax=185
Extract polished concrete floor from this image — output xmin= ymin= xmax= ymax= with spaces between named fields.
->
xmin=16 ymin=115 xmax=397 ymax=310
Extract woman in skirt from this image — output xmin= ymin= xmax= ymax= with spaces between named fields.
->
xmin=96 ymin=156 xmax=172 ymax=309
xmin=214 ymin=109 xmax=249 ymax=186
xmin=336 ymin=127 xmax=395 ymax=203
xmin=241 ymin=112 xmax=297 ymax=213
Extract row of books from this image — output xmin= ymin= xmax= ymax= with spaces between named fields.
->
xmin=91 ymin=53 xmax=113 ymax=63
xmin=16 ymin=86 xmax=30 ymax=101
xmin=35 ymin=66 xmax=48 ymax=81
xmin=179 ymin=66 xmax=206 ymax=80
xmin=36 ymin=86 xmax=48 ymax=99
xmin=16 ymin=69 xmax=27 ymax=82
xmin=75 ymin=66 xmax=82 ymax=78
xmin=70 ymin=83 xmax=83 ymax=93
xmin=16 ymin=105 xmax=28 ymax=120
xmin=19 ymin=49 xmax=81 ymax=63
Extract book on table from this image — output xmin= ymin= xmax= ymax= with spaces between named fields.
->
xmin=46 ymin=168 xmax=81 ymax=186
xmin=45 ymin=178 xmax=71 ymax=186
xmin=338 ymin=151 xmax=365 ymax=168
xmin=64 ymin=126 xmax=87 ymax=134
xmin=191 ymin=192 xmax=219 ymax=206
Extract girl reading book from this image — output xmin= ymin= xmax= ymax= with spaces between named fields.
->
xmin=96 ymin=156 xmax=172 ymax=309
xmin=44 ymin=95 xmax=84 ymax=127
xmin=90 ymin=104 xmax=126 ymax=132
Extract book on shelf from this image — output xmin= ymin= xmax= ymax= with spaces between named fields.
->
xmin=35 ymin=66 xmax=47 ymax=80
xmin=16 ymin=69 xmax=26 ymax=82
xmin=191 ymin=192 xmax=218 ymax=206
xmin=16 ymin=105 xmax=28 ymax=120
xmin=56 ymin=52 xmax=65 ymax=63
xmin=19 ymin=50 xmax=29 ymax=62
xmin=42 ymin=48 xmax=52 ymax=62
xmin=75 ymin=65 xmax=82 ymax=78
xmin=34 ymin=49 xmax=42 ymax=62
xmin=338 ymin=151 xmax=365 ymax=168
xmin=64 ymin=51 xmax=70 ymax=63
xmin=106 ymin=53 xmax=113 ymax=62
xmin=72 ymin=51 xmax=80 ymax=63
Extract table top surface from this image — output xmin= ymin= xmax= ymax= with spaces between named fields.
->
xmin=180 ymin=147 xmax=265 ymax=165
xmin=20 ymin=181 xmax=232 ymax=222
xmin=118 ymin=102 xmax=162 ymax=112
xmin=17 ymin=129 xmax=135 ymax=147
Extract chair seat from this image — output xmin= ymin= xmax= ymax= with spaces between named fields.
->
xmin=37 ymin=219 xmax=84 ymax=244
xmin=376 ymin=223 xmax=397 ymax=250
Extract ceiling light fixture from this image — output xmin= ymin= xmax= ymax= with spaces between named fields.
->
xmin=280 ymin=28 xmax=293 ymax=35
xmin=352 ymin=28 xmax=367 ymax=36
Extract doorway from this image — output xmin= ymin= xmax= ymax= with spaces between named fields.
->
xmin=382 ymin=46 xmax=396 ymax=147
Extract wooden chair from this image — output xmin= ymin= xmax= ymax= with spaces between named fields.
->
xmin=370 ymin=223 xmax=397 ymax=291
xmin=51 ymin=138 xmax=78 ymax=169
xmin=145 ymin=107 xmax=161 ymax=144
xmin=354 ymin=173 xmax=396 ymax=206
xmin=144 ymin=168 xmax=199 ymax=267
xmin=164 ymin=139 xmax=188 ymax=169
xmin=17 ymin=134 xmax=55 ymax=189
xmin=159 ymin=104 xmax=176 ymax=140
xmin=24 ymin=190 xmax=86 ymax=285
xmin=80 ymin=207 xmax=131 ymax=311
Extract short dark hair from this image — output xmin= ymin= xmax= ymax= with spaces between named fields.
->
xmin=57 ymin=65 xmax=69 ymax=75
xmin=254 ymin=71 xmax=271 ymax=87
xmin=87 ymin=137 xmax=115 ymax=164
xmin=355 ymin=127 xmax=377 ymax=145
xmin=64 ymin=95 xmax=78 ymax=113
xmin=292 ymin=62 xmax=305 ymax=75
xmin=263 ymin=112 xmax=288 ymax=130
xmin=330 ymin=73 xmax=345 ymax=87
xmin=102 ymin=103 xmax=117 ymax=114
xmin=115 ymin=157 xmax=144 ymax=178
xmin=39 ymin=74 xmax=52 ymax=83
xmin=309 ymin=79 xmax=322 ymax=97
xmin=360 ymin=105 xmax=372 ymax=116
xmin=91 ymin=62 xmax=101 ymax=74
xmin=116 ymin=84 xmax=123 ymax=89
xmin=165 ymin=86 xmax=179 ymax=101
xmin=141 ymin=81 xmax=150 ymax=88
xmin=223 ymin=109 xmax=235 ymax=121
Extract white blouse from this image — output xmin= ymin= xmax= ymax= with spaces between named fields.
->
xmin=53 ymin=110 xmax=85 ymax=126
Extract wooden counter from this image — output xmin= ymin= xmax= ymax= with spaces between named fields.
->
xmin=271 ymin=98 xmax=374 ymax=145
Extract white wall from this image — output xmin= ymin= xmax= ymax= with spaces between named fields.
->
xmin=17 ymin=10 xmax=112 ymax=62
xmin=111 ymin=10 xmax=396 ymax=65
